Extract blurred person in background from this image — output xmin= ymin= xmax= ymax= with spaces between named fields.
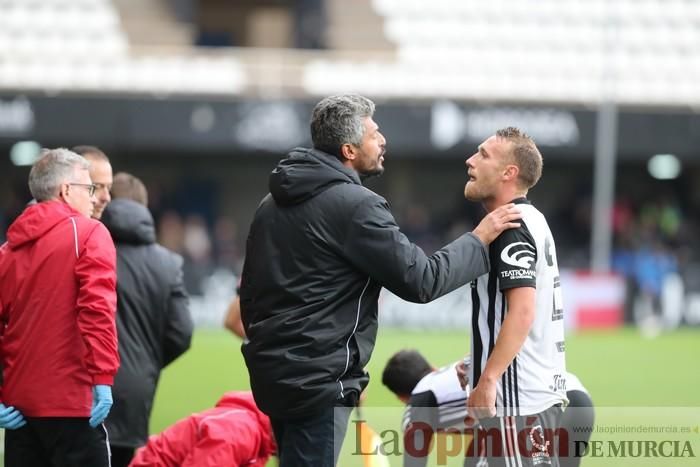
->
xmin=382 ymin=350 xmax=594 ymax=467
xmin=158 ymin=210 xmax=186 ymax=254
xmin=213 ymin=215 xmax=241 ymax=273
xmin=632 ymin=238 xmax=679 ymax=331
xmin=72 ymin=145 xmax=113 ymax=220
xmin=239 ymin=94 xmax=521 ymax=466
xmin=0 ymin=148 xmax=118 ymax=467
xmin=129 ymin=391 xmax=276 ymax=467
xmin=182 ymin=214 xmax=214 ymax=295
xmin=102 ymin=172 xmax=194 ymax=467
xmin=224 ymin=286 xmax=246 ymax=340
xmin=463 ymin=127 xmax=567 ymax=466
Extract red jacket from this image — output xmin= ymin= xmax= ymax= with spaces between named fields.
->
xmin=0 ymin=200 xmax=118 ymax=417
xmin=130 ymin=392 xmax=276 ymax=467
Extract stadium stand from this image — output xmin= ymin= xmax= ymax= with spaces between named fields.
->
xmin=0 ymin=0 xmax=245 ymax=95
xmin=304 ymin=0 xmax=700 ymax=105
xmin=114 ymin=0 xmax=193 ymax=48
xmin=4 ymin=0 xmax=697 ymax=106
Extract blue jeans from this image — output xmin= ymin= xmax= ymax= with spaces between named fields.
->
xmin=271 ymin=393 xmax=356 ymax=467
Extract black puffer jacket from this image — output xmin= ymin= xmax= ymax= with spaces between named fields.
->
xmin=102 ymin=199 xmax=193 ymax=447
xmin=240 ymin=148 xmax=490 ymax=419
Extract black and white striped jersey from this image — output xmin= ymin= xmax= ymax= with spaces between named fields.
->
xmin=469 ymin=197 xmax=568 ymax=417
xmin=401 ymin=361 xmax=471 ymax=467
xmin=403 ymin=359 xmax=471 ymax=433
xmin=401 ymin=357 xmax=584 ymax=467
xmin=403 ymin=359 xmax=584 ymax=433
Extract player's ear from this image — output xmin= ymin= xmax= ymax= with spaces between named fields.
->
xmin=503 ymin=164 xmax=519 ymax=181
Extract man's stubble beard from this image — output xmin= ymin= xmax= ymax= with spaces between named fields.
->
xmin=359 ymin=167 xmax=384 ymax=181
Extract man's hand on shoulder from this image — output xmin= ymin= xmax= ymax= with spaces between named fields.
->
xmin=472 ymin=204 xmax=521 ymax=245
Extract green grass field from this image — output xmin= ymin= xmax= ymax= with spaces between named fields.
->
xmin=146 ymin=327 xmax=700 ymax=466
xmin=2 ymin=328 xmax=696 ymax=466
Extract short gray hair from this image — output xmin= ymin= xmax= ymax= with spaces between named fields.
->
xmin=310 ymin=94 xmax=375 ymax=158
xmin=29 ymin=148 xmax=90 ymax=201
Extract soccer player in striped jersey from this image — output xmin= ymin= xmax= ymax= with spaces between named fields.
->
xmin=463 ymin=127 xmax=568 ymax=466
xmin=383 ymin=350 xmax=473 ymax=467
xmin=383 ymin=350 xmax=594 ymax=467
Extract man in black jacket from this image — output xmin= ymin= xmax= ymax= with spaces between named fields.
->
xmin=239 ymin=94 xmax=521 ymax=467
xmin=101 ymin=173 xmax=194 ymax=467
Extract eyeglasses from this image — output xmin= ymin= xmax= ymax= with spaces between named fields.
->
xmin=69 ymin=183 xmax=96 ymax=196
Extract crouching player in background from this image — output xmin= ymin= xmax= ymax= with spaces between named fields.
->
xmin=129 ymin=391 xmax=276 ymax=467
xmin=383 ymin=350 xmax=594 ymax=467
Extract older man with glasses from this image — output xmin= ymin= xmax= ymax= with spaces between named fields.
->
xmin=0 ymin=148 xmax=119 ymax=467
xmin=69 ymin=182 xmax=97 ymax=196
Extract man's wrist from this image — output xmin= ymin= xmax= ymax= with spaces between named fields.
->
xmin=480 ymin=371 xmax=499 ymax=386
xmin=471 ymin=228 xmax=488 ymax=246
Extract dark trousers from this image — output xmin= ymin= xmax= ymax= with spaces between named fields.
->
xmin=467 ymin=405 xmax=564 ymax=467
xmin=109 ymin=445 xmax=135 ymax=467
xmin=271 ymin=392 xmax=357 ymax=467
xmin=5 ymin=417 xmax=111 ymax=467
xmin=560 ymin=391 xmax=595 ymax=467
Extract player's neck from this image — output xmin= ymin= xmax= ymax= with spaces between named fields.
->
xmin=484 ymin=187 xmax=527 ymax=212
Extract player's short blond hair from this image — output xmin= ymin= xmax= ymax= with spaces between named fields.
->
xmin=496 ymin=127 xmax=543 ymax=189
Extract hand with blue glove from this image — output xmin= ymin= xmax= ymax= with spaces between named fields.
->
xmin=0 ymin=403 xmax=27 ymax=429
xmin=89 ymin=385 xmax=113 ymax=428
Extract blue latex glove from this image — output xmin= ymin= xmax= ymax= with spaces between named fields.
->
xmin=89 ymin=385 xmax=113 ymax=428
xmin=0 ymin=403 xmax=27 ymax=429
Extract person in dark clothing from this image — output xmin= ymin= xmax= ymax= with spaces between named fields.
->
xmin=101 ymin=173 xmax=193 ymax=467
xmin=239 ymin=94 xmax=522 ymax=467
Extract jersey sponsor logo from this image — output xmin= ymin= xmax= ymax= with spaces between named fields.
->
xmin=501 ymin=242 xmax=536 ymax=269
xmin=529 ymin=424 xmax=552 ymax=465
xmin=556 ymin=341 xmax=566 ymax=352
xmin=500 ymin=268 xmax=537 ymax=280
xmin=550 ymin=373 xmax=567 ymax=392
